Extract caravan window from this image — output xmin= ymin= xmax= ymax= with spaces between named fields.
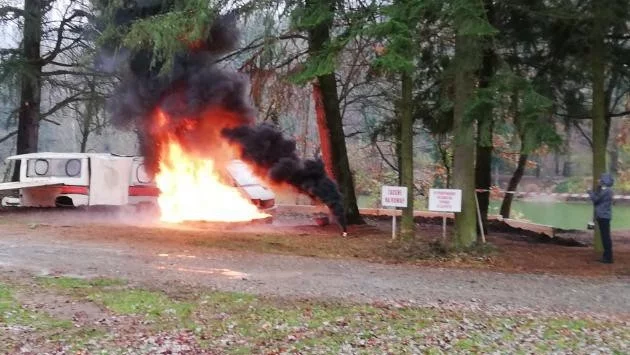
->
xmin=26 ymin=158 xmax=82 ymax=178
xmin=136 ymin=163 xmax=153 ymax=184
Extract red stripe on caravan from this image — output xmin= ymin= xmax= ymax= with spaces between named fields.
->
xmin=129 ymin=186 xmax=161 ymax=197
xmin=60 ymin=185 xmax=89 ymax=195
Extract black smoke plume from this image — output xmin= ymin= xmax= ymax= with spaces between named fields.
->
xmin=222 ymin=124 xmax=347 ymax=230
xmin=103 ymin=6 xmax=347 ymax=231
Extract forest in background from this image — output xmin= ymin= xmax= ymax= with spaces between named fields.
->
xmin=1 ymin=0 xmax=630 ymax=249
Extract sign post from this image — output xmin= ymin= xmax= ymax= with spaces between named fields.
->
xmin=381 ymin=186 xmax=408 ymax=239
xmin=428 ymin=189 xmax=462 ymax=239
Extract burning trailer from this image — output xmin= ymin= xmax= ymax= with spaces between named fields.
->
xmin=0 ymin=152 xmax=276 ymax=223
xmin=98 ymin=9 xmax=349 ymax=234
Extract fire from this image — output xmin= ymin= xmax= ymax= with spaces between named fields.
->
xmin=155 ymin=137 xmax=269 ymax=224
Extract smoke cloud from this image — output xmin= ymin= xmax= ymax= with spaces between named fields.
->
xmin=103 ymin=8 xmax=347 ymax=230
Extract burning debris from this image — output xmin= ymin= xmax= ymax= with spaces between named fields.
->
xmin=102 ymin=7 xmax=347 ymax=231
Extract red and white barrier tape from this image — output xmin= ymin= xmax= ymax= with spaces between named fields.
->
xmin=474 ymin=188 xmax=630 ymax=200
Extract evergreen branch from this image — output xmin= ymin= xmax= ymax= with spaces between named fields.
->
xmin=0 ymin=6 xmax=24 ymax=19
xmin=556 ymin=110 xmax=630 ymax=120
xmin=41 ymin=70 xmax=110 ymax=77
xmin=0 ymin=48 xmax=20 ymax=56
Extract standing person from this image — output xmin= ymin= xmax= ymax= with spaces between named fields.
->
xmin=588 ymin=173 xmax=614 ymax=264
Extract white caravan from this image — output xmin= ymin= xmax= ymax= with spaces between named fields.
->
xmin=0 ymin=152 xmax=276 ymax=213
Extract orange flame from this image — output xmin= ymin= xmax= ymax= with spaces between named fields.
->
xmin=155 ymin=141 xmax=269 ymax=223
xmin=152 ymin=108 xmax=268 ymax=223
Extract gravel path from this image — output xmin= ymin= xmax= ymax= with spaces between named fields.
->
xmin=1 ymin=229 xmax=629 ymax=316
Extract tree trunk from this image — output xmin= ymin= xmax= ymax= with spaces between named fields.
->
xmin=500 ymin=153 xmax=528 ymax=219
xmin=475 ymin=129 xmax=492 ymax=234
xmin=399 ymin=71 xmax=414 ymax=239
xmin=474 ymin=0 xmax=496 ymax=236
xmin=13 ymin=0 xmax=43 ymax=181
xmin=307 ymin=0 xmax=364 ymax=224
xmin=312 ymin=84 xmax=335 ymax=180
xmin=591 ymin=0 xmax=607 ymax=252
xmin=452 ymin=33 xmax=478 ymax=247
xmin=395 ymin=123 xmax=402 ymax=185
xmin=562 ymin=118 xmax=573 ymax=177
xmin=80 ymin=78 xmax=98 ymax=153
xmin=609 ymin=137 xmax=619 ymax=174
xmin=80 ymin=131 xmax=89 ymax=153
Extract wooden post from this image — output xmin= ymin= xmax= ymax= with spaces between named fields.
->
xmin=474 ymin=192 xmax=486 ymax=244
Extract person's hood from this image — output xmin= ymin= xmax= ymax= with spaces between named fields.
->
xmin=599 ymin=173 xmax=614 ymax=187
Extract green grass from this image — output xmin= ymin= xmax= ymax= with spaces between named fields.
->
xmin=4 ymin=276 xmax=630 ymax=353
xmin=0 ymin=282 xmax=72 ymax=330
xmin=89 ymin=289 xmax=194 ymax=322
xmin=36 ymin=276 xmax=126 ymax=289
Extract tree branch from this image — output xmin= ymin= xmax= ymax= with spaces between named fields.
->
xmin=40 ymin=93 xmax=85 ymax=119
xmin=374 ymin=142 xmax=398 ymax=172
xmin=217 ymin=33 xmax=308 ymax=64
xmin=556 ymin=110 xmax=630 ymax=120
xmin=41 ymin=70 xmax=111 ymax=77
xmin=344 ymin=130 xmax=364 ymax=138
xmin=41 ymin=9 xmax=90 ymax=65
xmin=0 ymin=130 xmax=17 ymax=144
xmin=573 ymin=120 xmax=593 ymax=148
xmin=0 ymin=6 xmax=24 ymax=19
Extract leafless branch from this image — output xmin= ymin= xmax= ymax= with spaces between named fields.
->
xmin=217 ymin=33 xmax=308 ymax=64
xmin=40 ymin=93 xmax=85 ymax=119
xmin=41 ymin=9 xmax=90 ymax=65
xmin=573 ymin=120 xmax=593 ymax=148
xmin=344 ymin=130 xmax=364 ymax=138
xmin=373 ymin=142 xmax=398 ymax=172
xmin=0 ymin=130 xmax=17 ymax=144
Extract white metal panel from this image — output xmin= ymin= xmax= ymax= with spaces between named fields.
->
xmin=240 ymin=185 xmax=275 ymax=201
xmin=18 ymin=157 xmax=89 ymax=186
xmin=0 ymin=181 xmax=62 ymax=191
xmin=226 ymin=160 xmax=262 ymax=186
xmin=88 ymin=156 xmax=133 ymax=205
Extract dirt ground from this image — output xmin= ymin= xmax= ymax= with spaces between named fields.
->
xmin=1 ymin=208 xmax=630 ymax=317
xmin=2 ymin=208 xmax=630 ymax=277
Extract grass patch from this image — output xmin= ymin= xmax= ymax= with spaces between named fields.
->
xmin=0 ymin=282 xmax=72 ymax=330
xmin=3 ymin=277 xmax=630 ymax=353
xmin=36 ymin=276 xmax=126 ymax=290
xmin=89 ymin=289 xmax=193 ymax=323
xmin=194 ymin=294 xmax=438 ymax=353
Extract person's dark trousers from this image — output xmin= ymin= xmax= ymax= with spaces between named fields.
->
xmin=597 ymin=218 xmax=613 ymax=263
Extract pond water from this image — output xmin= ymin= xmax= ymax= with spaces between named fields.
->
xmin=357 ymin=195 xmax=630 ymax=230
xmin=489 ymin=200 xmax=630 ymax=231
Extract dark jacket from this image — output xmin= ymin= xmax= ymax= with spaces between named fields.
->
xmin=588 ymin=173 xmax=614 ymax=219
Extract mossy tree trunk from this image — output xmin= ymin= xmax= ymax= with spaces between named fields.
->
xmin=452 ymin=32 xmax=478 ymax=247
xmin=474 ymin=0 xmax=496 ymax=236
xmin=13 ymin=0 xmax=43 ymax=181
xmin=500 ymin=153 xmax=528 ymax=219
xmin=399 ymin=71 xmax=415 ymax=239
xmin=590 ymin=0 xmax=607 ymax=252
